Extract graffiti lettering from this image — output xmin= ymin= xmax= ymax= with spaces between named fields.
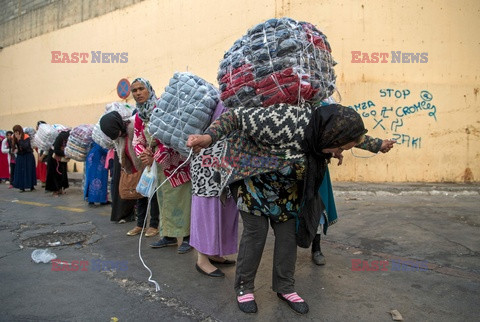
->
xmin=391 ymin=118 xmax=404 ymax=132
xmin=347 ymin=89 xmax=436 ymax=149
xmin=392 ymin=133 xmax=422 ymax=148
xmin=373 ymin=118 xmax=385 ymax=130
xmin=379 ymin=89 xmax=410 ymax=99
xmin=349 ymin=100 xmax=376 ymax=112
xmin=395 ymin=100 xmax=437 ymax=121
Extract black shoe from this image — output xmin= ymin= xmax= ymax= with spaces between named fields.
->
xmin=312 ymin=251 xmax=326 ymax=265
xmin=177 ymin=240 xmax=192 ymax=254
xmin=195 ymin=263 xmax=225 ymax=277
xmin=237 ymin=297 xmax=258 ymax=313
xmin=277 ymin=293 xmax=309 ymax=314
xmin=150 ymin=237 xmax=177 ymax=248
xmin=209 ymin=258 xmax=236 ymax=266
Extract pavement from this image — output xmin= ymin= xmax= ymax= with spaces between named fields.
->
xmin=0 ymin=174 xmax=479 ymax=321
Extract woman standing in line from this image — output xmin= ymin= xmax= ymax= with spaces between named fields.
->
xmin=45 ymin=130 xmax=70 ymax=196
xmin=84 ymin=141 xmax=109 ymax=206
xmin=189 ymin=102 xmax=239 ymax=277
xmin=35 ymin=121 xmax=48 ymax=188
xmin=129 ymin=78 xmax=192 ymax=251
xmin=11 ymin=125 xmax=36 ymax=192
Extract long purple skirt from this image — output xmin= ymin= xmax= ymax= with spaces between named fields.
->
xmin=190 ymin=196 xmax=239 ymax=256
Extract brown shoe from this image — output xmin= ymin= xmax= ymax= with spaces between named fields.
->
xmin=145 ymin=227 xmax=159 ymax=237
xmin=126 ymin=226 xmax=143 ymax=236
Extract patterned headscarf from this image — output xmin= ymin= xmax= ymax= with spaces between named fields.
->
xmin=132 ymin=77 xmax=157 ymax=122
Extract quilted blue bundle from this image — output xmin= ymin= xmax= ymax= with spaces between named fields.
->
xmin=148 ymin=72 xmax=219 ymax=156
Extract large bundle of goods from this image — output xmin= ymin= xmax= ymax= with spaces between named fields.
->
xmin=148 ymin=72 xmax=220 ymax=156
xmin=105 ymin=102 xmax=135 ymax=120
xmin=65 ymin=124 xmax=94 ymax=161
xmin=92 ymin=122 xmax=114 ymax=149
xmin=24 ymin=127 xmax=36 ymax=141
xmin=218 ymin=17 xmax=336 ymax=108
xmin=33 ymin=123 xmax=67 ymax=151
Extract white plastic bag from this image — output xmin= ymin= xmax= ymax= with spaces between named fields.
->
xmin=31 ymin=249 xmax=57 ymax=263
xmin=136 ymin=161 xmax=158 ymax=198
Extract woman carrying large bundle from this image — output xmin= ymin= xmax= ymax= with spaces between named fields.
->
xmin=45 ymin=130 xmax=70 ymax=196
xmin=188 ymin=103 xmax=367 ymax=315
xmin=130 ymin=78 xmax=191 ymax=250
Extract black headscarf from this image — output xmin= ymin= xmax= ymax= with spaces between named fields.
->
xmin=99 ymin=111 xmax=126 ymax=140
xmin=297 ymin=104 xmax=367 ymax=248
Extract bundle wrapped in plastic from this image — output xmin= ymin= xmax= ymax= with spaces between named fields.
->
xmin=65 ymin=124 xmax=94 ymax=161
xmin=148 ymin=72 xmax=220 ymax=156
xmin=33 ymin=123 xmax=67 ymax=151
xmin=218 ymin=17 xmax=336 ymax=108
xmin=24 ymin=127 xmax=36 ymax=141
xmin=105 ymin=102 xmax=135 ymax=120
xmin=92 ymin=123 xmax=114 ymax=149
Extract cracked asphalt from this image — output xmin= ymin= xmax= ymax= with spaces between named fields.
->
xmin=0 ymin=179 xmax=478 ymax=321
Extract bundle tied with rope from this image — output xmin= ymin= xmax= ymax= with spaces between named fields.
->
xmin=148 ymin=72 xmax=220 ymax=157
xmin=210 ymin=18 xmax=342 ymax=249
xmin=34 ymin=123 xmax=67 ymax=152
xmin=218 ymin=17 xmax=336 ymax=108
xmin=65 ymin=124 xmax=94 ymax=161
xmin=92 ymin=102 xmax=134 ymax=150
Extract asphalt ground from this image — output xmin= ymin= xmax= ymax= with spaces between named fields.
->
xmin=0 ymin=176 xmax=479 ymax=321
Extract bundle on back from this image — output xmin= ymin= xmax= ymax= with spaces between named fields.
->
xmin=65 ymin=124 xmax=94 ymax=161
xmin=148 ymin=72 xmax=219 ymax=156
xmin=34 ymin=124 xmax=67 ymax=151
xmin=218 ymin=17 xmax=336 ymax=108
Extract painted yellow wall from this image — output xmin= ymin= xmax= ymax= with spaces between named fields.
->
xmin=0 ymin=0 xmax=479 ymax=182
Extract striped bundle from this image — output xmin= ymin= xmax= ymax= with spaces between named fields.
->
xmin=65 ymin=124 xmax=94 ymax=161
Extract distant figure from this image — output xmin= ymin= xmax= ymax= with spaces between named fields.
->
xmin=84 ymin=141 xmax=109 ymax=206
xmin=1 ymin=131 xmax=15 ymax=188
xmin=0 ymin=133 xmax=10 ymax=182
xmin=35 ymin=121 xmax=48 ymax=187
xmin=45 ymin=130 xmax=70 ymax=196
xmin=11 ymin=125 xmax=36 ymax=192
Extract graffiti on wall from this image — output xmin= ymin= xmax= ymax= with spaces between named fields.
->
xmin=348 ymin=89 xmax=438 ymax=149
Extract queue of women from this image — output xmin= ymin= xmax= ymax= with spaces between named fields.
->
xmin=0 ymin=18 xmax=397 ymax=315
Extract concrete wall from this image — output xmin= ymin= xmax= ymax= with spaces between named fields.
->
xmin=0 ymin=0 xmax=479 ymax=182
xmin=0 ymin=0 xmax=144 ymax=47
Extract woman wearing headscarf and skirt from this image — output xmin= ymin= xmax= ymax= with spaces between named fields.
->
xmin=11 ymin=125 xmax=37 ymax=192
xmin=130 ymin=78 xmax=192 ymax=252
xmin=189 ymin=102 xmax=239 ymax=277
xmin=45 ymin=130 xmax=70 ymax=196
xmin=188 ymin=103 xmax=368 ymax=315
